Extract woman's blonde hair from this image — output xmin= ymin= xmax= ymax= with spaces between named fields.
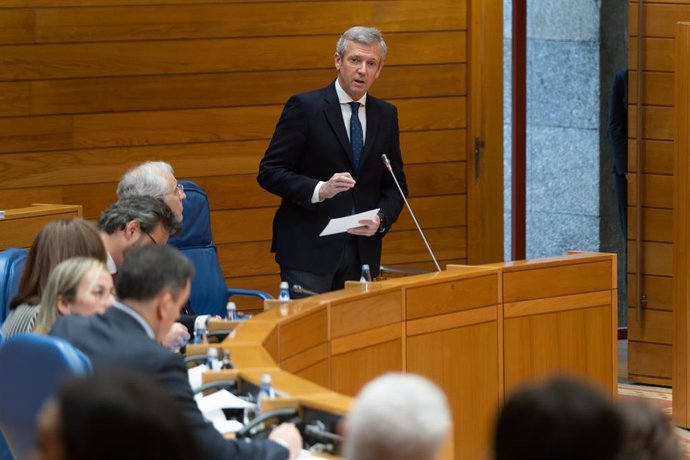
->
xmin=33 ymin=257 xmax=106 ymax=335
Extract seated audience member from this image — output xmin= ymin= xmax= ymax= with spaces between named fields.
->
xmin=51 ymin=245 xmax=301 ymax=460
xmin=1 ymin=218 xmax=106 ymax=338
xmin=34 ymin=371 xmax=200 ymax=460
xmin=33 ymin=257 xmax=114 ymax=335
xmin=493 ymin=376 xmax=622 ymax=460
xmin=98 ymin=196 xmax=188 ymax=349
xmin=117 ymin=161 xmax=186 ymax=223
xmin=343 ymin=372 xmax=451 ymax=460
xmin=617 ymin=398 xmax=683 ymax=460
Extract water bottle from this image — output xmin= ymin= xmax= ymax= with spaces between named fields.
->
xmin=206 ymin=347 xmax=219 ymax=370
xmin=193 ymin=321 xmax=207 ymax=344
xmin=226 ymin=301 xmax=237 ymax=321
xmin=360 ymin=264 xmax=372 ymax=282
xmin=278 ymin=281 xmax=290 ymax=316
xmin=278 ymin=281 xmax=290 ymax=301
xmin=221 ymin=349 xmax=234 ymax=370
xmin=257 ymin=373 xmax=276 ymax=411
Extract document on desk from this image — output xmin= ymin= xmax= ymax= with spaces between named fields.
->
xmin=319 ymin=208 xmax=380 ymax=237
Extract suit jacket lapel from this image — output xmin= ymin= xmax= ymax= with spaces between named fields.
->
xmin=323 ymin=84 xmax=352 ymax=161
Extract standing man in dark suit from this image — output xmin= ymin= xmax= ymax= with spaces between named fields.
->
xmin=258 ymin=26 xmax=407 ymax=295
xmin=608 ymin=69 xmax=628 ymax=237
xmin=51 ymin=245 xmax=301 ymax=460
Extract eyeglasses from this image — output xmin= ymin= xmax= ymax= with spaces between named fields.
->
xmin=174 ymin=183 xmax=184 ymax=196
xmin=144 ymin=231 xmax=159 ymax=245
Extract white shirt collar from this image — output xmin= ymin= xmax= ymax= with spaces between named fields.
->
xmin=106 ymin=252 xmax=117 ymax=275
xmin=335 ymin=79 xmax=367 ymax=106
xmin=112 ymin=300 xmax=155 ymax=340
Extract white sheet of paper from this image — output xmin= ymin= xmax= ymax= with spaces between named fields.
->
xmin=188 ymin=364 xmax=208 ymax=392
xmin=319 ymin=208 xmax=380 ymax=237
xmin=203 ymin=408 xmax=245 ymax=434
xmin=196 ymin=389 xmax=255 ymax=414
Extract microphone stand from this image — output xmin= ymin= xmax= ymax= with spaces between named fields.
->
xmin=381 ymin=154 xmax=441 ymax=272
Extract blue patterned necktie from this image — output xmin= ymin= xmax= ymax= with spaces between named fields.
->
xmin=350 ymin=101 xmax=363 ymax=170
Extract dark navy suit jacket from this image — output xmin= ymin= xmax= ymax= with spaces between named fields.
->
xmin=51 ymin=305 xmax=288 ymax=460
xmin=258 ymin=82 xmax=407 ymax=277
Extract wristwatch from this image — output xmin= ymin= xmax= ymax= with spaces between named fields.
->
xmin=377 ymin=212 xmax=386 ymax=233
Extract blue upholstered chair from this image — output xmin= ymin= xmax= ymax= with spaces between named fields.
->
xmin=168 ymin=181 xmax=271 ymax=317
xmin=0 ymin=334 xmax=92 ymax=460
xmin=0 ymin=248 xmax=29 ymax=325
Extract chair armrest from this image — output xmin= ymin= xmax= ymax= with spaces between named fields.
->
xmin=227 ymin=288 xmax=272 ymax=300
xmin=193 ymin=379 xmax=237 ymax=395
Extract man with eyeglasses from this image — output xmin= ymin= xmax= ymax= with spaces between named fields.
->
xmin=117 ymin=161 xmax=187 ymax=223
xmin=97 ymin=196 xmax=186 ymax=349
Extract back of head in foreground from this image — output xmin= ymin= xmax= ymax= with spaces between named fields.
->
xmin=493 ymin=376 xmax=622 ymax=460
xmin=617 ymin=398 xmax=683 ymax=460
xmin=35 ymin=371 xmax=200 ymax=460
xmin=343 ymin=372 xmax=451 ymax=460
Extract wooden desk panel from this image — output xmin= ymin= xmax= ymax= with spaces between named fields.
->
xmin=0 ymin=203 xmax=82 ymax=249
xmin=219 ymin=252 xmax=616 ymax=459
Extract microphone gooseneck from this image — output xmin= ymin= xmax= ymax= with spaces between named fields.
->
xmin=291 ymin=284 xmax=319 ymax=297
xmin=381 ymin=154 xmax=441 ymax=272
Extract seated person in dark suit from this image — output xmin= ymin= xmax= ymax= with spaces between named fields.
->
xmin=51 ymin=245 xmax=301 ymax=460
xmin=493 ymin=376 xmax=622 ymax=460
xmin=34 ymin=371 xmax=201 ymax=460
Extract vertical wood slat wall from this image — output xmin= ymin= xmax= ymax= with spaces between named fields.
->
xmin=0 ymin=0 xmax=469 ymax=308
xmin=627 ymin=0 xmax=687 ymax=385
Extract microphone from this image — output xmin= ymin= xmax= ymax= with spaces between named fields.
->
xmin=290 ymin=284 xmax=319 ymax=297
xmin=381 ymin=154 xmax=441 ymax=272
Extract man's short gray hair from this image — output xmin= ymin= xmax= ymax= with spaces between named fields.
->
xmin=344 ymin=373 xmax=451 ymax=460
xmin=117 ymin=161 xmax=174 ymax=200
xmin=336 ymin=26 xmax=387 ymax=61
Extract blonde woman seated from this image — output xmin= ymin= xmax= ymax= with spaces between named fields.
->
xmin=33 ymin=258 xmax=114 ymax=335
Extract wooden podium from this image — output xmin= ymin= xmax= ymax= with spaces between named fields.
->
xmin=0 ymin=203 xmax=83 ymax=250
xmin=195 ymin=252 xmax=617 ymax=459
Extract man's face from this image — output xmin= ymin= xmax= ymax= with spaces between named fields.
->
xmin=161 ymin=171 xmax=186 ymax=221
xmin=157 ymin=280 xmax=191 ymax=343
xmin=123 ymin=222 xmax=170 ymax=258
xmin=334 ymin=40 xmax=384 ymax=101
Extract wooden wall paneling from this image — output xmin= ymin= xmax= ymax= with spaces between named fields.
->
xmin=673 ymin=20 xmax=690 ymax=427
xmin=28 ymin=64 xmax=466 ymax=116
xmin=29 ymin=1 xmax=466 ymax=44
xmin=628 ymin=139 xmax=674 ymax=174
xmin=627 ymin=173 xmax=673 ymax=208
xmin=627 ymin=240 xmax=673 ymax=277
xmin=628 ymin=71 xmax=674 ymax=106
xmin=629 ymin=37 xmax=675 ymax=71
xmin=627 ymin=207 xmax=672 ymax=242
xmin=0 ymin=32 xmax=466 ymax=81
xmin=628 ymin=274 xmax=673 ymax=311
xmin=629 ymin=341 xmax=672 ymax=383
xmin=628 ymin=307 xmax=673 ymax=344
xmin=628 ymin=105 xmax=674 ymax=140
xmin=382 ymin=227 xmax=467 ymax=265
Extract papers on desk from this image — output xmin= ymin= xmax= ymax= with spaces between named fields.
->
xmin=319 ymin=208 xmax=380 ymax=237
xmin=188 ymin=364 xmax=208 ymax=392
xmin=195 ymin=389 xmax=255 ymax=434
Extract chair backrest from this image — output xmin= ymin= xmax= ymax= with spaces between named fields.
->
xmin=0 ymin=334 xmax=92 ymax=460
xmin=0 ymin=248 xmax=29 ymax=325
xmin=168 ymin=180 xmax=229 ymax=316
